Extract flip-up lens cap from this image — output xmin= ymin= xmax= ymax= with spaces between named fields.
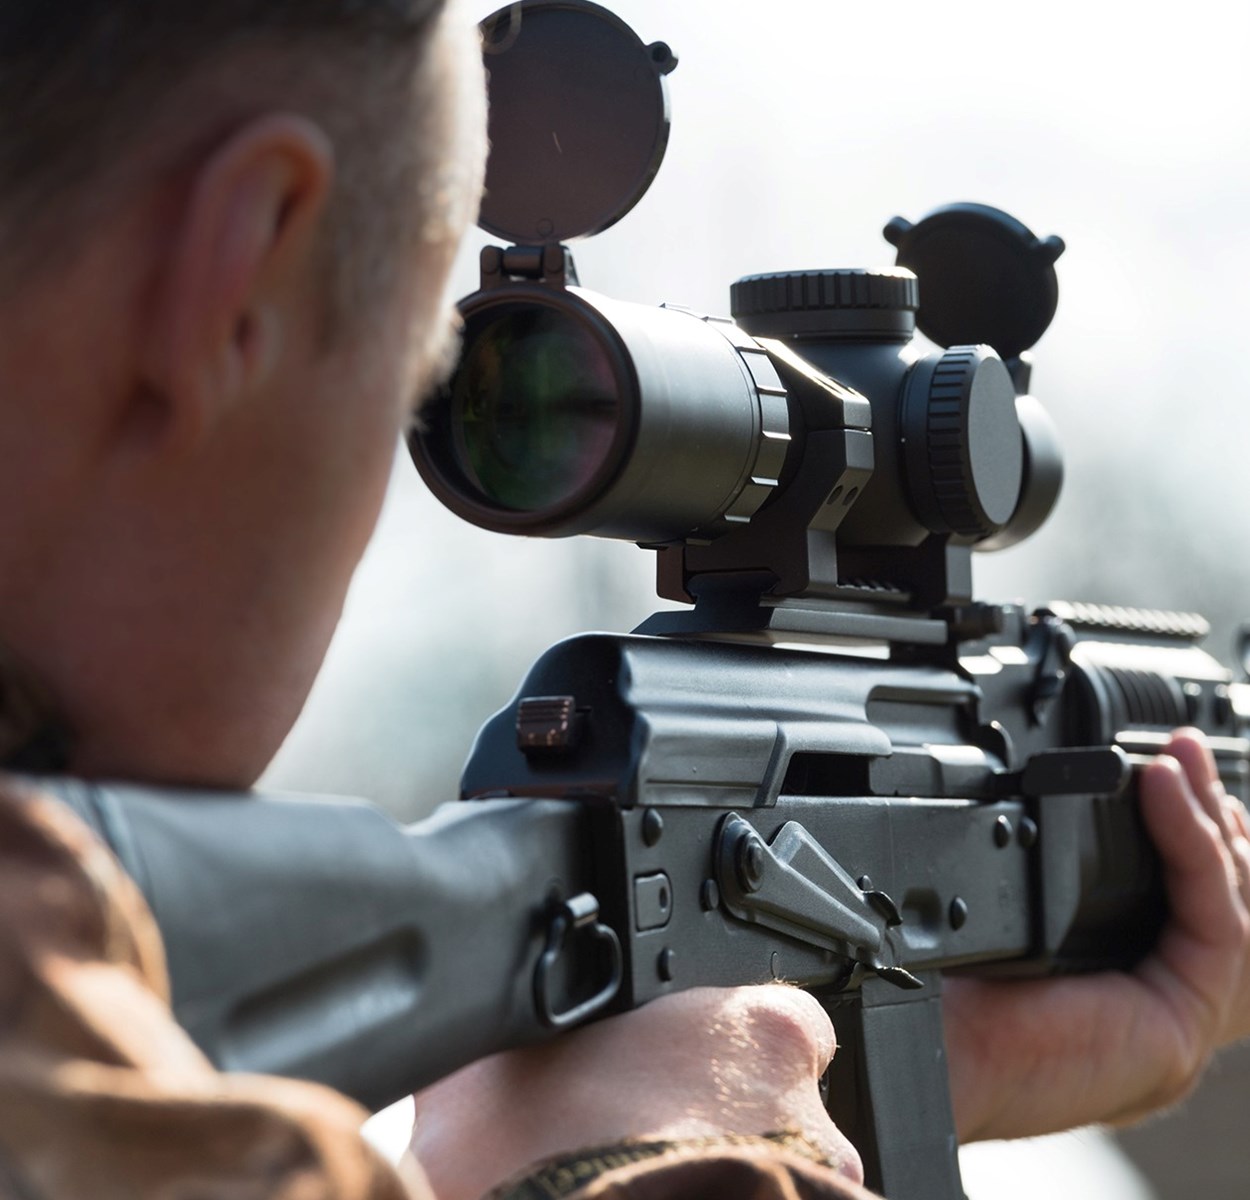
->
xmin=478 ymin=0 xmax=677 ymax=245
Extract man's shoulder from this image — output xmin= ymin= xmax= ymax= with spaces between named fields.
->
xmin=0 ymin=771 xmax=167 ymax=985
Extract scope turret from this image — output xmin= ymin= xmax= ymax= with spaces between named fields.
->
xmin=411 ymin=233 xmax=1062 ymax=621
xmin=730 ymin=270 xmax=918 ymax=340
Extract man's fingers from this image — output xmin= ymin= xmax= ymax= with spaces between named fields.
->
xmin=725 ymin=984 xmax=838 ymax=1081
xmin=1140 ymin=757 xmax=1228 ymax=896
xmin=1165 ymin=730 xmax=1228 ymax=833
xmin=1138 ymin=735 xmax=1250 ymax=1059
xmin=1224 ymin=789 xmax=1250 ymax=900
xmin=1160 ymin=732 xmax=1250 ymax=918
xmin=1230 ymin=794 xmax=1250 ymax=844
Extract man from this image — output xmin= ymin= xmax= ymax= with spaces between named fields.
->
xmin=0 ymin=1 xmax=1247 ymax=1197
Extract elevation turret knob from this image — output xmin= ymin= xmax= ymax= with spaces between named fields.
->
xmin=901 ymin=345 xmax=1024 ymax=540
xmin=730 ymin=269 xmax=918 ymax=338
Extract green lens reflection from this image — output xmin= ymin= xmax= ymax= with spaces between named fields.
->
xmin=450 ymin=307 xmax=622 ymax=512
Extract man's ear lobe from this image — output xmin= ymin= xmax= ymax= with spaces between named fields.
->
xmin=139 ymin=114 xmax=335 ymax=450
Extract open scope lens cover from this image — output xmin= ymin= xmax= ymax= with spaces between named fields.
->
xmin=884 ymin=203 xmax=1065 ymax=360
xmin=477 ymin=0 xmax=677 ymax=245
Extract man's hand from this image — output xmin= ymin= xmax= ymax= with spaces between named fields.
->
xmin=408 ymin=985 xmax=862 ymax=1200
xmin=945 ymin=729 xmax=1250 ymax=1141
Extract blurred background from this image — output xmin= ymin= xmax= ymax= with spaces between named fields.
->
xmin=270 ymin=2 xmax=1250 ymax=1195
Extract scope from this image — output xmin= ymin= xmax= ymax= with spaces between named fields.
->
xmin=409 ymin=0 xmax=1066 ymax=638
xmin=416 ymin=252 xmax=1063 ymax=544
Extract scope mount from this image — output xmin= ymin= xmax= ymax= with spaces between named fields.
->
xmin=479 ymin=242 xmax=581 ymax=291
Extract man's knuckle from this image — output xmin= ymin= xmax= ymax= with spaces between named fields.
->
xmin=1156 ymin=1049 xmax=1207 ymax=1111
xmin=734 ymin=987 xmax=834 ymax=1074
xmin=1233 ymin=901 xmax=1250 ymax=949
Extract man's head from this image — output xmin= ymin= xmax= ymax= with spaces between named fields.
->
xmin=0 ymin=1 xmax=477 ymax=311
xmin=0 ymin=0 xmax=487 ymax=786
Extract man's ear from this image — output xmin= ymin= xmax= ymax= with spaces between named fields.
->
xmin=138 ymin=114 xmax=335 ymax=451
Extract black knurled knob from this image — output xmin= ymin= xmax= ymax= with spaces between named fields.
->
xmin=902 ymin=346 xmax=1024 ymax=540
xmin=731 ymin=269 xmax=918 ymax=338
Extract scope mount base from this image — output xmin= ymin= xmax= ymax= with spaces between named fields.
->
xmin=635 ymin=593 xmax=952 ymax=647
xmin=480 ymin=243 xmax=580 ymax=291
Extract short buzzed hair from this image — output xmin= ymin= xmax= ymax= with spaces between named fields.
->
xmin=0 ymin=0 xmax=450 ymax=316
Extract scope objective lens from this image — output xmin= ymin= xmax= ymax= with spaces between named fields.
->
xmin=448 ymin=306 xmax=622 ymax=513
xmin=411 ymin=288 xmax=789 ymax=543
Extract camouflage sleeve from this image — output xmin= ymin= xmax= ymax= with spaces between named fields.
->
xmin=0 ymin=779 xmax=428 ymax=1200
xmin=489 ymin=1134 xmax=880 ymax=1200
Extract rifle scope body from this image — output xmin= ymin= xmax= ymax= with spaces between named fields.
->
xmin=413 ymin=260 xmax=1064 ymax=615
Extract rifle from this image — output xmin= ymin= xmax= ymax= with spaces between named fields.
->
xmin=37 ymin=3 xmax=1250 ymax=1198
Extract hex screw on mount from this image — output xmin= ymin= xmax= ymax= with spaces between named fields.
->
xmin=658 ymin=948 xmax=676 ymax=981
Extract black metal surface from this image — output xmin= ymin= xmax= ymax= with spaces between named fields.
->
xmin=452 ymin=610 xmax=1245 ymax=1198
xmin=824 ymin=975 xmax=962 ymax=1199
xmin=732 ymin=268 xmax=919 ymax=339
xmin=417 ymin=205 xmax=1068 ymax=618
